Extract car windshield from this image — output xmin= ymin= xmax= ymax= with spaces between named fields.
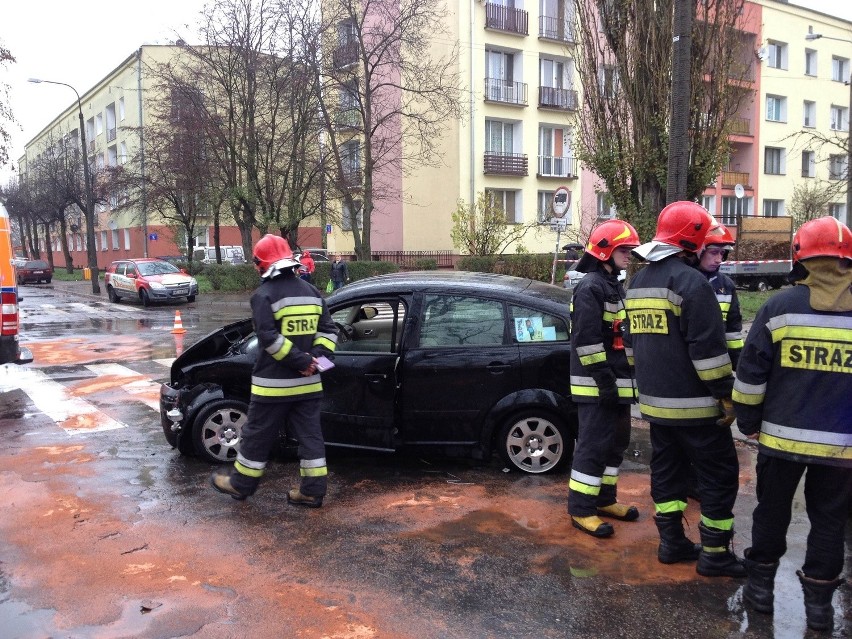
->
xmin=137 ymin=261 xmax=180 ymax=276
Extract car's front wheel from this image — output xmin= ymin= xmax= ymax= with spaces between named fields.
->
xmin=140 ymin=288 xmax=151 ymax=307
xmin=498 ymin=410 xmax=573 ymax=474
xmin=192 ymin=399 xmax=249 ymax=463
xmin=107 ymin=286 xmax=119 ymax=303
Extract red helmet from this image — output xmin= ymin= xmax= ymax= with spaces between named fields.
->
xmin=585 ymin=220 xmax=641 ymax=261
xmin=704 ymin=221 xmax=735 ymax=246
xmin=792 ymin=216 xmax=852 ymax=262
xmin=253 ymin=234 xmax=299 ymax=272
xmin=653 ymin=201 xmax=714 ymax=253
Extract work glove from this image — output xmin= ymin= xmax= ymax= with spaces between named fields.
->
xmin=716 ymin=397 xmax=735 ymax=427
xmin=590 ymin=368 xmax=619 ymax=405
xmin=598 ymin=384 xmax=620 ymax=405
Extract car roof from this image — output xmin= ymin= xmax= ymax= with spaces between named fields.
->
xmin=329 ymin=271 xmax=571 ymax=309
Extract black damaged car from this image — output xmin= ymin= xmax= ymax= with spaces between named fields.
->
xmin=160 ymin=271 xmax=578 ymax=474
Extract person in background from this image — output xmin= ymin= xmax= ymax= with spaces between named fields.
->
xmin=567 ymin=219 xmax=641 ymax=538
xmin=299 ymin=250 xmax=316 ymax=284
xmin=625 ymin=201 xmax=744 ymax=577
xmin=211 ymin=234 xmax=337 ymax=507
xmin=330 ymin=254 xmax=349 ymax=290
xmin=698 ymin=222 xmax=743 ymax=369
xmin=734 ymin=217 xmax=852 ymax=631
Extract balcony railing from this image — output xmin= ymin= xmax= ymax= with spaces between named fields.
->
xmin=538 ymin=15 xmax=574 ymax=42
xmin=728 ymin=117 xmax=751 ymax=135
xmin=484 ymin=78 xmax=528 ymax=106
xmin=107 ymin=127 xmax=117 ymax=142
xmin=335 ymin=109 xmax=361 ymax=129
xmin=537 ymin=155 xmax=578 ymax=178
xmin=485 ymin=3 xmax=529 ymax=35
xmin=333 ymin=42 xmax=358 ymax=69
xmin=484 ymin=152 xmax=528 ymax=176
xmin=538 ymin=86 xmax=578 ymax=111
xmin=721 ymin=171 xmax=750 ymax=187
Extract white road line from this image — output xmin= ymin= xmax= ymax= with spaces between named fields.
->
xmin=85 ymin=363 xmax=163 ymax=411
xmin=0 ymin=366 xmax=126 ymax=433
xmin=152 ymin=358 xmax=176 ymax=368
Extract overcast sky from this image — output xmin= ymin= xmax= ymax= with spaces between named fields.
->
xmin=1 ymin=0 xmax=851 ymax=185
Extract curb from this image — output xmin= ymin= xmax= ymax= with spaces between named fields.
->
xmin=47 ymin=280 xmax=253 ymax=309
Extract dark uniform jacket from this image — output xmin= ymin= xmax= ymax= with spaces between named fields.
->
xmin=733 ymin=285 xmax=852 ymax=468
xmin=569 ymin=266 xmax=636 ymax=403
xmin=625 ymin=256 xmax=734 ymax=426
xmin=250 ymin=272 xmax=337 ymax=403
xmin=704 ymin=270 xmax=744 ymax=370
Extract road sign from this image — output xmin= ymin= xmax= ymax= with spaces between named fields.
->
xmin=550 ymin=217 xmax=568 ymax=229
xmin=148 ymin=233 xmax=158 ymax=241
xmin=552 ymin=186 xmax=571 ymax=218
xmin=325 ymin=224 xmax=332 ymax=234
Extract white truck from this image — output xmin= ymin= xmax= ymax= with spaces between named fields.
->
xmin=717 ymin=215 xmax=793 ymax=291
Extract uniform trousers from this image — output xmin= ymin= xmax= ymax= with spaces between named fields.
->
xmin=231 ymin=398 xmax=327 ymax=497
xmin=748 ymin=453 xmax=851 ymax=580
xmin=568 ymin=402 xmax=631 ymax=516
xmin=650 ymin=422 xmax=739 ymax=523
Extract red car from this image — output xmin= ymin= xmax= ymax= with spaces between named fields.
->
xmin=104 ymin=258 xmax=199 ymax=306
xmin=16 ymin=259 xmax=53 ymax=284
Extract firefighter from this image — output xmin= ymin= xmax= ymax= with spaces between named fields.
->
xmin=568 ymin=219 xmax=641 ymax=537
xmin=211 ymin=234 xmax=337 ymax=507
xmin=734 ymin=216 xmax=852 ymax=631
xmin=625 ymin=201 xmax=744 ymax=577
xmin=699 ymin=222 xmax=744 ymax=369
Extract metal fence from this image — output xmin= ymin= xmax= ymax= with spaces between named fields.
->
xmin=371 ymin=250 xmax=455 ymax=268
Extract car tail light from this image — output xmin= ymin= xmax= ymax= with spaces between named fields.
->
xmin=1 ymin=291 xmax=19 ymax=336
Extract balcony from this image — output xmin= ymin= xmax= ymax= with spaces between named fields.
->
xmin=538 ymin=15 xmax=574 ymax=43
xmin=334 ymin=109 xmax=361 ymax=130
xmin=484 ymin=152 xmax=528 ymax=176
xmin=485 ymin=3 xmax=528 ymax=36
xmin=728 ymin=117 xmax=751 ymax=136
xmin=721 ymin=171 xmax=750 ymax=187
xmin=333 ymin=42 xmax=358 ymax=69
xmin=484 ymin=78 xmax=528 ymax=106
xmin=537 ymin=155 xmax=578 ymax=178
xmin=538 ymin=86 xmax=578 ymax=111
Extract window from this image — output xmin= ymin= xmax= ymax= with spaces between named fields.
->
xmin=538 ymin=125 xmax=572 ymax=176
xmin=486 ymin=189 xmax=519 ymax=223
xmin=539 ymin=0 xmax=574 ymax=41
xmin=119 ymin=142 xmax=127 ymax=164
xmin=419 ymin=296 xmax=505 ymax=347
xmin=767 ymin=41 xmax=787 ymax=70
xmin=111 ymin=229 xmax=119 ymax=249
xmin=599 ymin=65 xmax=618 ymax=98
xmin=829 ymin=203 xmax=846 ymax=221
xmin=596 ymin=192 xmax=616 ymax=219
xmin=100 ymin=231 xmax=108 ymax=251
xmin=765 ymin=95 xmax=786 ymax=122
xmin=832 ymin=56 xmax=849 ymax=82
xmin=107 ymin=145 xmax=117 ymax=167
xmin=722 ymin=196 xmax=751 ymax=225
xmin=95 ymin=113 xmax=103 ymax=136
xmin=337 ymin=18 xmax=357 ymax=47
xmin=76 ymin=234 xmax=82 ymax=251
xmin=332 ymin=300 xmax=406 ymax=353
xmin=510 ymin=304 xmax=569 ymax=342
xmin=762 ymin=199 xmax=784 ymax=217
xmin=341 ymin=140 xmax=360 ymax=178
xmin=119 ymin=97 xmax=125 ymax=121
xmin=537 ymin=191 xmax=554 ymax=222
xmin=485 ymin=119 xmax=515 ymax=153
xmin=803 ymin=100 xmax=816 ymax=127
xmin=829 ymin=155 xmax=847 ymax=180
xmin=485 ymin=49 xmax=521 ymax=102
xmin=802 ymin=150 xmax=816 ymax=178
xmin=805 ymin=49 xmax=817 ymax=76
xmin=109 ymin=193 xmax=118 ymax=209
xmin=341 ymin=199 xmax=363 ymax=231
xmin=764 ymin=147 xmax=785 ymax=175
xmin=701 ymin=195 xmax=715 ymax=215
xmin=124 ymin=229 xmax=131 ymax=250
xmin=830 ymin=105 xmax=849 ymax=131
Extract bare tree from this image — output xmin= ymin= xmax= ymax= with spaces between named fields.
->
xmin=574 ymin=0 xmax=755 ymax=232
xmin=0 ymin=43 xmax=18 ymax=170
xmin=451 ymin=192 xmax=534 ymax=256
xmin=308 ymin=0 xmax=462 ymax=260
xmin=790 ymin=180 xmax=845 ymax=228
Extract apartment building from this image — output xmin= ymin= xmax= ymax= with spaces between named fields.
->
xmin=19 ymin=45 xmax=245 ymax=268
xmin=752 ymin=0 xmax=850 ymax=227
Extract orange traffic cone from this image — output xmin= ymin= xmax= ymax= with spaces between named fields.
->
xmin=171 ymin=310 xmax=187 ymax=334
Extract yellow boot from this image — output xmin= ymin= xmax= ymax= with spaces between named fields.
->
xmin=572 ymin=515 xmax=615 ymax=538
xmin=597 ymin=503 xmax=640 ymax=521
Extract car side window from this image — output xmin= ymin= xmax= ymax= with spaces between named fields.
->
xmin=331 ymin=299 xmax=406 ymax=353
xmin=419 ymin=295 xmax=505 ymax=346
xmin=508 ymin=305 xmax=569 ymax=342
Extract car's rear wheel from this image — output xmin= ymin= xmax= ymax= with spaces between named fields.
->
xmin=140 ymin=288 xmax=151 ymax=307
xmin=107 ymin=286 xmax=119 ymax=303
xmin=498 ymin=410 xmax=573 ymax=474
xmin=192 ymin=399 xmax=249 ymax=463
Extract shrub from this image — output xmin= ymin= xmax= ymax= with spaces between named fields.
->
xmin=457 ymin=254 xmax=560 ymax=284
xmin=413 ymin=258 xmax=438 ymax=270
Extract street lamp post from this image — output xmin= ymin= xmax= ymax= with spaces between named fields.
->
xmin=805 ymin=32 xmax=852 ymax=227
xmin=28 ymin=78 xmax=100 ymax=294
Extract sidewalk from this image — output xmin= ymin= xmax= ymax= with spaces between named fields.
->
xmin=47 ymin=277 xmax=253 ymax=310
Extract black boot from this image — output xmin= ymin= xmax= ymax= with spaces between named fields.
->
xmin=797 ymin=570 xmax=843 ymax=631
xmin=742 ymin=548 xmax=779 ymax=614
xmin=654 ymin=513 xmax=701 ymax=564
xmin=696 ymin=522 xmax=746 ymax=578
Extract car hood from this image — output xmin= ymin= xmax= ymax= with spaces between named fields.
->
xmin=171 ymin=318 xmax=254 ymax=381
xmin=148 ymin=273 xmax=194 ymax=284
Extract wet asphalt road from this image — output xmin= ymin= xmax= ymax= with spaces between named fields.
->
xmin=0 ymin=283 xmax=849 ymax=638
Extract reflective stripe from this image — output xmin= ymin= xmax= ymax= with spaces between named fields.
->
xmin=692 ymin=353 xmax=733 ymax=381
xmin=767 ymin=313 xmax=852 ymax=343
xmin=576 ymin=343 xmax=606 ymax=357
xmin=759 ymin=420 xmax=852 ymax=461
xmin=251 ymin=374 xmax=322 ymax=397
xmin=300 ymin=458 xmax=328 ymax=477
xmin=603 ymin=301 xmax=625 ymax=314
xmin=236 ymin=453 xmax=266 ymax=470
xmin=725 ymin=332 xmax=744 ymax=348
xmin=580 ymin=352 xmax=607 ymax=366
xmin=625 ymin=288 xmax=683 ymax=316
xmin=569 ymin=469 xmax=602 ymax=496
xmin=268 ymin=336 xmax=293 ymax=361
xmin=271 ymin=296 xmax=323 ymax=313
xmin=639 ymin=393 xmax=718 ymax=420
xmin=700 ymin=515 xmax=733 ymax=531
xmin=235 ymin=461 xmax=265 ymax=478
xmin=602 ymin=308 xmax=627 ymax=322
xmin=601 ymin=466 xmax=619 ymax=485
xmin=726 ymin=338 xmax=745 ymax=349
xmin=716 ymin=295 xmax=733 ymax=305
xmin=301 ymin=457 xmax=327 ymax=468
xmin=570 ymin=376 xmax=637 ymax=398
xmin=655 ymin=500 xmax=687 ymax=514
xmin=732 ymin=378 xmax=766 ymax=406
xmin=314 ymin=331 xmax=338 ymax=352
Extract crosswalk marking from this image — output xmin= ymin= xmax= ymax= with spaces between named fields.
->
xmin=85 ymin=363 xmax=165 ymax=411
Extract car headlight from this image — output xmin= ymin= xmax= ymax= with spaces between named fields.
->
xmin=189 ymin=278 xmax=197 ymax=287
xmin=149 ymin=281 xmax=165 ymax=290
